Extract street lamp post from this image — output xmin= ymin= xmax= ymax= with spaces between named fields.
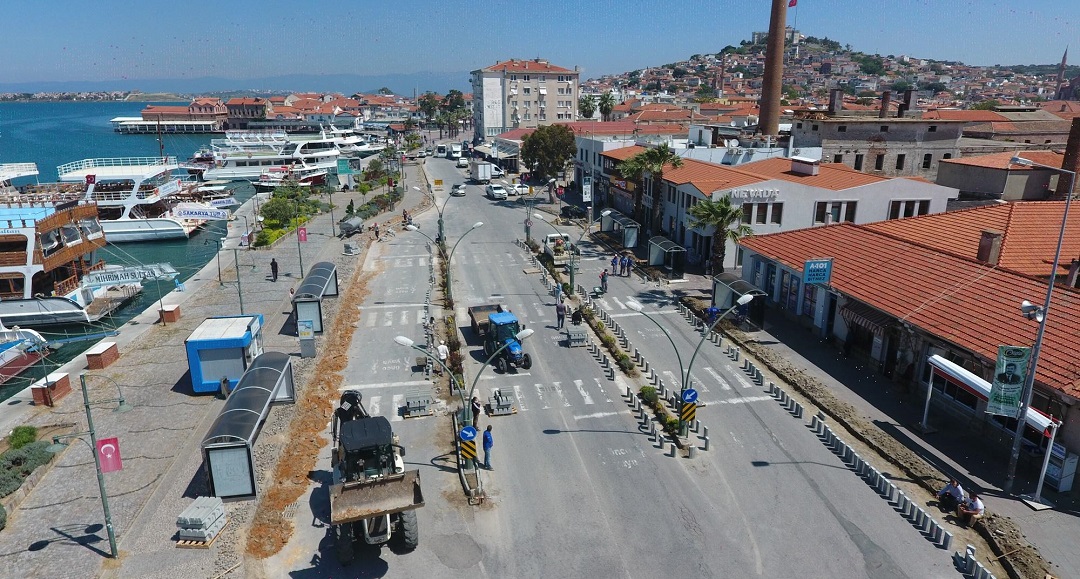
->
xmin=1002 ymin=156 xmax=1075 ymax=496
xmin=232 ymin=248 xmax=245 ymax=315
xmin=394 ymin=334 xmax=461 ymax=394
xmin=45 ymin=374 xmax=133 ymax=559
xmin=628 ymin=294 xmax=754 ymax=437
xmin=412 ymin=185 xmax=449 ymax=248
xmin=533 ymin=210 xmax=610 ymax=297
xmin=327 ymin=185 xmax=336 ymax=238
xmin=206 ymin=237 xmax=225 ymax=287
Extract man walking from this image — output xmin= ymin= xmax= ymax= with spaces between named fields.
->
xmin=555 ymin=300 xmax=566 ymax=329
xmin=622 ymin=255 xmax=631 ymax=277
xmin=599 ymin=269 xmax=608 ymax=293
xmin=270 ymin=258 xmax=279 ymax=282
xmin=436 ymin=340 xmax=449 ymax=375
xmin=373 ymin=223 xmax=381 ymax=241
xmin=482 ymin=425 xmax=493 ymax=469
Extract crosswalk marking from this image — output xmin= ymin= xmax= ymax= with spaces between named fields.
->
xmin=595 ymin=377 xmax=613 ymax=403
xmin=534 ymin=383 xmax=550 ymax=409
xmin=514 ymin=385 xmax=528 ymax=412
xmin=574 ymin=411 xmax=620 ymax=420
xmin=574 ymin=379 xmax=594 ymax=405
xmin=607 ymin=309 xmax=681 ymax=318
xmin=339 ymin=380 xmax=432 ymax=390
xmin=703 ymin=367 xmax=731 ymax=390
xmin=400 ymin=311 xmax=409 ymax=325
xmin=365 ymin=313 xmax=377 ymax=327
xmin=711 ymin=395 xmax=774 ymax=405
xmin=368 ymin=395 xmax=381 ymax=416
xmin=382 ymin=312 xmax=394 ymax=326
xmin=533 ymin=302 xmax=547 ymax=318
xmin=610 ymin=296 xmax=626 ymax=309
xmin=552 ymin=381 xmax=570 ymax=407
xmin=416 ymin=310 xmax=425 ymax=324
xmin=391 ymin=394 xmax=405 ymax=421
xmin=662 ymin=370 xmax=681 ymax=390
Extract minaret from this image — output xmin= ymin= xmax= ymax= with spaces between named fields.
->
xmin=1056 ymin=47 xmax=1069 ymax=100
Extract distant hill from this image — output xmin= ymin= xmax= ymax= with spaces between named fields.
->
xmin=125 ymin=93 xmax=187 ymax=102
xmin=0 ymin=71 xmax=472 ymax=97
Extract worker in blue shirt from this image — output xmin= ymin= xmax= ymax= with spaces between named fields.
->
xmin=482 ymin=425 xmax=494 ymax=470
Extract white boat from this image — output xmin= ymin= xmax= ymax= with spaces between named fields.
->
xmin=54 ymin=157 xmax=208 ymax=242
xmin=312 ymin=125 xmax=386 ymax=158
xmin=201 ymin=130 xmax=341 ymax=181
xmin=253 ymin=164 xmax=329 ymax=193
xmin=0 ymin=322 xmax=48 ymax=385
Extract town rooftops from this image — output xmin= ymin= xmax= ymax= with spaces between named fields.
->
xmin=740 ymin=222 xmax=1080 ymax=397
xmin=478 ymin=58 xmax=575 ymax=74
xmin=939 ymin=150 xmax=1065 ymax=170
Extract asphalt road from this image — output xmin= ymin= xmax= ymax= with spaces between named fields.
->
xmin=269 ymin=154 xmax=957 ymax=578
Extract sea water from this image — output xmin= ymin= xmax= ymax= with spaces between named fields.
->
xmin=0 ymin=101 xmax=243 ymax=400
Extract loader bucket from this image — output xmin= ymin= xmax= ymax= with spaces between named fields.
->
xmin=329 ymin=470 xmax=425 ymax=525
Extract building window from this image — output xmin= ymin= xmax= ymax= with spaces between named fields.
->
xmin=771 ymin=203 xmax=783 ymax=224
xmin=796 ymin=122 xmax=803 ymax=129
xmin=524 ymin=87 xmax=531 ymax=95
xmin=896 ymin=154 xmax=906 ymax=170
xmin=815 ymin=202 xmax=828 ymax=224
xmin=756 ymin=203 xmax=768 ymax=224
xmin=837 ymin=125 xmax=847 ymax=132
xmin=854 ymin=154 xmax=864 ymax=170
xmin=875 ymin=154 xmax=885 ymax=170
xmin=510 ymin=75 xmax=517 ymax=81
xmin=928 ymin=125 xmax=937 ymax=132
xmin=812 ymin=124 xmax=819 ymax=131
xmin=880 ymin=125 xmax=889 ymax=132
xmin=943 ymin=153 xmax=952 ymax=160
xmin=919 ymin=200 xmax=930 ymax=215
xmin=523 ymin=75 xmax=530 ymax=81
xmin=844 ymin=202 xmax=857 ymax=222
xmin=742 ymin=203 xmax=753 ymax=224
xmin=922 ymin=153 xmax=932 ymax=169
xmin=833 ymin=154 xmax=843 ymax=163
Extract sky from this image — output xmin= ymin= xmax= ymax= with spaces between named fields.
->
xmin=2 ymin=0 xmax=1078 ymax=91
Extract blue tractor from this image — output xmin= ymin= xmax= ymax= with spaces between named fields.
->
xmin=483 ymin=311 xmax=532 ymax=373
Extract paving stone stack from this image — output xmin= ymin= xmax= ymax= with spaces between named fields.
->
xmin=176 ymin=496 xmax=226 ymax=543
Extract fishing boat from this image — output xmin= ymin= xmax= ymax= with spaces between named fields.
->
xmin=0 ymin=323 xmax=49 ymax=385
xmin=0 ymin=167 xmax=142 ymax=327
xmin=253 ymin=164 xmax=329 ymax=192
xmin=199 ymin=130 xmax=340 ymax=182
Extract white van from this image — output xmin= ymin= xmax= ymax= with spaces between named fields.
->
xmin=436 ymin=144 xmax=447 ymax=157
xmin=449 ymin=144 xmax=462 ymax=159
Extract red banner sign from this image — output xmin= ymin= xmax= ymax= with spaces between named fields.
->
xmin=96 ymin=437 xmax=123 ymax=473
xmin=298 ymin=227 xmax=308 ymax=242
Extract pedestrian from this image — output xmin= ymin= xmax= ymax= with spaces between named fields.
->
xmin=270 ymin=258 xmax=279 ymax=282
xmin=622 ymin=255 xmax=632 ymax=276
xmin=571 ymin=306 xmax=583 ymax=325
xmin=436 ymin=340 xmax=449 ymax=375
xmin=373 ymin=222 xmax=381 ymax=241
xmin=611 ymin=255 xmax=619 ymax=274
xmin=554 ymin=282 xmax=562 ymax=302
xmin=555 ymin=301 xmax=566 ymax=329
xmin=482 ymin=425 xmax=493 ymax=469
xmin=471 ymin=397 xmax=483 ymax=425
xmin=600 ymin=269 xmax=608 ymax=293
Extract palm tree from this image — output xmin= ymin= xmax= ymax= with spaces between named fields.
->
xmin=598 ymin=92 xmax=616 ymax=121
xmin=578 ymin=95 xmax=597 ymax=120
xmin=616 ymin=155 xmax=647 ymax=225
xmin=624 ymin=144 xmax=682 ymax=235
xmin=687 ymin=196 xmax=752 ymax=274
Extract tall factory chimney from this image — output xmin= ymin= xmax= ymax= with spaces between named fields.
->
xmin=1056 ymin=117 xmax=1080 ymax=199
xmin=757 ymin=0 xmax=789 ymax=136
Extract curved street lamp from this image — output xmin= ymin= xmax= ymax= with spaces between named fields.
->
xmin=533 ymin=209 xmax=611 ymax=296
xmin=628 ymin=293 xmax=754 ymax=437
xmin=405 ymin=221 xmax=482 ymax=304
xmin=413 ymin=185 xmax=451 ymax=249
xmin=45 ymin=374 xmax=133 ymax=559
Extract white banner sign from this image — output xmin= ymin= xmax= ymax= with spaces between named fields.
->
xmin=208 ymin=197 xmax=238 ymax=208
xmin=174 ymin=202 xmax=229 ymax=220
xmin=82 ymin=263 xmax=178 ymax=287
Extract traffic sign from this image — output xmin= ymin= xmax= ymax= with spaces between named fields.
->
xmin=460 ymin=439 xmax=477 ymax=460
xmin=525 ymin=219 xmax=533 ymax=228
xmin=681 ymin=402 xmax=697 ymax=423
xmin=459 ymin=425 xmax=477 ymax=441
xmin=682 ymin=388 xmax=699 ymax=404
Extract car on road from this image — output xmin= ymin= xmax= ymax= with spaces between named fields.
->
xmin=450 ymin=183 xmax=467 ymax=197
xmin=490 ymin=165 xmax=505 ymax=177
xmin=456 ymin=157 xmax=470 ymax=168
xmin=486 ymin=184 xmax=507 ymax=200
xmin=508 ymin=184 xmax=529 ymax=196
xmin=417 ymin=150 xmax=427 ymax=158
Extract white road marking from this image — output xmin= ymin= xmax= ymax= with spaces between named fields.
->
xmin=514 ymin=385 xmax=528 ymax=412
xmin=731 ymin=369 xmax=756 ymax=389
xmin=552 ymin=381 xmax=571 ymax=407
xmin=703 ymin=367 xmax=731 ymax=391
xmin=400 ymin=311 xmax=409 ymax=325
xmin=573 ymin=411 xmax=619 ymax=420
xmin=533 ymin=302 xmax=547 ymax=317
xmin=339 ymin=380 xmax=431 ymax=390
xmin=535 ymin=383 xmax=550 ymax=409
xmin=662 ymin=370 xmax=682 ymax=390
xmin=575 ymin=379 xmax=594 ymax=405
xmin=416 ymin=310 xmax=425 ymax=324
xmin=704 ymin=395 xmax=773 ymax=405
xmin=365 ymin=313 xmax=377 ymax=327
xmin=391 ymin=394 xmax=404 ymax=421
xmin=607 ymin=310 xmax=680 ymax=318
xmin=380 ymin=254 xmax=429 ymax=259
xmin=687 ymin=371 xmax=708 ymax=393
xmin=382 ymin=312 xmax=394 ymax=326
xmin=361 ymin=303 xmax=430 ymax=309
xmin=597 ymin=377 xmax=613 ymax=403
xmin=368 ymin=395 xmax=381 ymax=416
xmin=610 ymin=296 xmax=626 ymax=309
xmin=481 ymin=372 xmax=531 ymax=380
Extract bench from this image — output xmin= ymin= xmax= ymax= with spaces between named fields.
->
xmin=31 ymin=373 xmax=71 ymax=407
xmin=86 ymin=341 xmax=119 ymax=370
xmin=486 ymin=388 xmax=516 ymax=416
xmin=159 ymin=304 xmax=181 ymax=323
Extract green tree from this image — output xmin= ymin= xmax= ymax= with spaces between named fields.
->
xmin=578 ymin=94 xmax=597 ymax=119
xmin=891 ymin=79 xmax=914 ymax=92
xmin=443 ymin=89 xmax=466 ymax=112
xmin=377 ymin=87 xmax=394 ymax=95
xmin=620 ymin=144 xmax=682 ymax=234
xmin=598 ymin=91 xmax=616 ymax=121
xmin=519 ymin=125 xmax=576 ymax=181
xmin=857 ymin=56 xmax=885 ymax=76
xmin=919 ymin=81 xmax=947 ymax=94
xmin=673 ymin=67 xmax=688 ymax=79
xmin=687 ymin=196 xmax=753 ymax=274
xmin=971 ymin=99 xmax=1001 ymax=110
xmin=260 ymin=196 xmax=299 ymax=227
xmin=418 ymin=92 xmax=441 ymax=120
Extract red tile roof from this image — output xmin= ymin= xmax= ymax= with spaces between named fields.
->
xmin=740 ymin=157 xmax=889 ymax=191
xmin=601 ymin=145 xmax=647 ymax=161
xmin=226 ymin=98 xmax=265 ymax=105
xmin=558 ymin=121 xmax=685 ymax=136
xmin=740 ymin=224 xmax=1080 ymax=397
xmin=863 ymin=202 xmax=1080 ymax=278
xmin=939 ymin=150 xmax=1065 ymax=170
xmin=481 ymin=59 xmax=575 ymax=74
xmin=662 ymin=158 xmax=764 ymax=194
xmin=496 ymin=128 xmax=536 ymax=141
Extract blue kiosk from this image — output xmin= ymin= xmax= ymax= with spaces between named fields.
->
xmin=185 ymin=315 xmax=265 ymax=394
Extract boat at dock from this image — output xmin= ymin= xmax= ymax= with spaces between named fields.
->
xmin=0 ymin=179 xmax=143 ymax=327
xmin=0 ymin=323 xmax=49 ymax=386
xmin=253 ymin=164 xmax=329 ymax=192
xmin=197 ymin=130 xmax=341 ymax=182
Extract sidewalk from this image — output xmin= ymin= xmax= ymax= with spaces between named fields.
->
xmin=571 ymin=227 xmax=1077 ymax=578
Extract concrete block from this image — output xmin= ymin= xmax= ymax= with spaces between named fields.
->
xmin=941 ymin=531 xmax=952 ymax=550
xmin=896 ymin=491 xmax=909 ymax=512
xmin=793 ymin=402 xmax=804 ymax=419
xmin=688 ymin=445 xmax=696 ymax=459
xmin=702 ymin=436 xmax=710 ymax=451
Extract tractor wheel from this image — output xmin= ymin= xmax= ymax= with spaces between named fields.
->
xmin=398 ymin=510 xmax=419 ymax=551
xmin=496 ymin=357 xmax=508 ymax=374
xmin=522 ymin=353 xmax=532 ymax=370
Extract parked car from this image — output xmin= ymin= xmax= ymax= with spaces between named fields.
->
xmin=450 ymin=183 xmax=467 ymax=197
xmin=509 ymin=184 xmax=529 ymax=196
xmin=417 ymin=150 xmax=427 ymax=158
xmin=456 ymin=156 xmax=470 ymax=168
xmin=486 ymin=184 xmax=508 ymax=200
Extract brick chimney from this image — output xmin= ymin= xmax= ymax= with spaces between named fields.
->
xmin=897 ymin=89 xmax=915 ymax=118
xmin=1067 ymin=258 xmax=1080 ymax=288
xmin=879 ymin=91 xmax=892 ymax=118
xmin=1055 ymin=117 xmax=1080 ymax=199
xmin=976 ymin=230 xmax=1004 ymax=265
xmin=757 ymin=0 xmax=789 ymax=136
xmin=828 ymin=88 xmax=843 ymax=115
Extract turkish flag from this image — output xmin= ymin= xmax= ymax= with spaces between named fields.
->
xmin=96 ymin=437 xmax=123 ymax=473
xmin=789 ymin=0 xmax=797 ymax=6
xmin=85 ymin=175 xmax=96 ymax=185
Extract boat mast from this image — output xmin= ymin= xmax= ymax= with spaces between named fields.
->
xmin=157 ymin=115 xmax=166 ymax=163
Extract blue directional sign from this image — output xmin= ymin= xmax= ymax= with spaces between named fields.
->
xmin=459 ymin=426 xmax=477 ymax=442
xmin=682 ymin=388 xmax=699 ymax=404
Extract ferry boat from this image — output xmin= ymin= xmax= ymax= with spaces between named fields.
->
xmin=253 ymin=164 xmax=329 ymax=193
xmin=0 ymin=169 xmax=141 ymax=327
xmin=52 ymin=157 xmax=207 ymax=242
xmin=200 ymin=130 xmax=341 ymax=182
xmin=0 ymin=323 xmax=49 ymax=385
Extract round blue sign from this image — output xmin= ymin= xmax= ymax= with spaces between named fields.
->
xmin=682 ymin=388 xmax=699 ymax=404
xmin=459 ymin=426 xmax=477 ymax=441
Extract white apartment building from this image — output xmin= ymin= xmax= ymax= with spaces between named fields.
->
xmin=470 ymin=58 xmax=580 ymax=142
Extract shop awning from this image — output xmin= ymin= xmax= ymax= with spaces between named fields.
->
xmin=928 ymin=355 xmax=1054 ymax=433
xmin=841 ymin=301 xmax=893 ymax=335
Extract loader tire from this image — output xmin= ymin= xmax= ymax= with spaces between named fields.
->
xmin=399 ymin=510 xmax=419 ymax=551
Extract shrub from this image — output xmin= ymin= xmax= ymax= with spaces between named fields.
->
xmin=601 ymin=334 xmax=616 ymax=349
xmin=596 ymin=321 xmax=605 ymax=333
xmin=7 ymin=426 xmax=37 ymax=450
xmin=0 ymin=504 xmax=6 ymax=531
xmin=561 ymin=282 xmax=571 ymax=296
xmin=616 ymin=354 xmax=634 ymax=373
xmin=665 ymin=416 xmax=680 ymax=433
xmin=640 ymin=386 xmax=658 ymax=405
xmin=0 ymin=441 xmax=52 ymax=499
xmin=446 ymin=334 xmax=461 ymax=352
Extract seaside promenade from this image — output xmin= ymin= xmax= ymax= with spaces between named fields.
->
xmin=0 ymin=163 xmax=430 ymax=578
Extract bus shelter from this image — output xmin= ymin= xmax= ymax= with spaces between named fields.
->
xmin=201 ymin=352 xmax=295 ymax=500
xmin=647 ymin=236 xmax=686 ymax=280
xmin=291 ymin=261 xmax=339 ymax=334
xmin=711 ymin=272 xmax=768 ymax=327
xmin=599 ymin=210 xmax=640 ymax=248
